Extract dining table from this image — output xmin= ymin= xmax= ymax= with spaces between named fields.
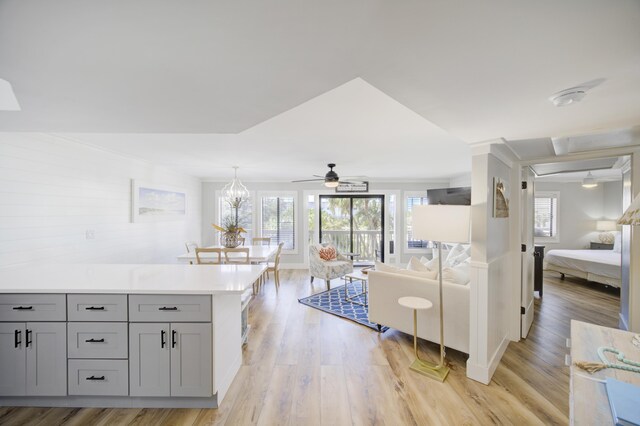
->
xmin=177 ymin=244 xmax=278 ymax=264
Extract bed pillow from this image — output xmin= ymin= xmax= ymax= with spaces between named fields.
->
xmin=613 ymin=232 xmax=622 ymax=253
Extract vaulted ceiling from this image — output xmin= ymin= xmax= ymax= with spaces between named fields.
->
xmin=1 ymin=0 xmax=639 ymax=179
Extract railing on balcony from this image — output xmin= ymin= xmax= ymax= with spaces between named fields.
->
xmin=318 ymin=230 xmax=381 ymax=264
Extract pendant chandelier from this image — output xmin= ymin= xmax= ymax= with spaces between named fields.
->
xmin=222 ymin=166 xmax=249 ymax=207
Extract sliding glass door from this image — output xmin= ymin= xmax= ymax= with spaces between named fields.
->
xmin=319 ymin=195 xmax=384 ymax=265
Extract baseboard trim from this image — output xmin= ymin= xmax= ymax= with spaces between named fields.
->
xmin=466 ymin=335 xmax=510 ymax=385
xmin=0 ymin=395 xmax=218 ymax=409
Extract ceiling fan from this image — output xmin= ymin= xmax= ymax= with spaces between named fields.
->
xmin=292 ymin=163 xmax=366 ymax=188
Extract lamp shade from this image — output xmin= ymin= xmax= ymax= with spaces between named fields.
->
xmin=412 ymin=205 xmax=471 ymax=243
xmin=596 ymin=220 xmax=617 ymax=231
xmin=618 ymin=193 xmax=640 ymax=226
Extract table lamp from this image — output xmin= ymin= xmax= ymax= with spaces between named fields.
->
xmin=596 ymin=220 xmax=618 ymax=244
xmin=411 ymin=204 xmax=471 ymax=382
xmin=618 ymin=193 xmax=640 ymax=226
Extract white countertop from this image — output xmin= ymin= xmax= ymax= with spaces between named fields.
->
xmin=0 ymin=264 xmax=266 ymax=294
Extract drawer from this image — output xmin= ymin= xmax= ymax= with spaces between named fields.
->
xmin=68 ymin=322 xmax=128 ymax=359
xmin=68 ymin=359 xmax=128 ymax=396
xmin=0 ymin=294 xmax=66 ymax=321
xmin=129 ymin=295 xmax=211 ymax=322
xmin=67 ymin=294 xmax=127 ymax=322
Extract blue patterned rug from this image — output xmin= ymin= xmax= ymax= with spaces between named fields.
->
xmin=298 ymin=282 xmax=388 ymax=332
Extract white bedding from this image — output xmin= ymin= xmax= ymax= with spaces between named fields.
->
xmin=544 ymin=249 xmax=621 ymax=279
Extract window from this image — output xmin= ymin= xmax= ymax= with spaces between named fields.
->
xmin=261 ymin=195 xmax=295 ymax=250
xmin=534 ymin=192 xmax=559 ymax=241
xmin=406 ymin=194 xmax=429 ymax=249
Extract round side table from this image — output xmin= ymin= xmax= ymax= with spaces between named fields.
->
xmin=398 ymin=296 xmax=449 ymax=381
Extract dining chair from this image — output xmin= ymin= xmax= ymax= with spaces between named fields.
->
xmin=252 ymin=237 xmax=271 ymax=246
xmin=195 ymin=248 xmax=223 ymax=265
xmin=238 ymin=237 xmax=246 ymax=246
xmin=223 ymin=247 xmax=250 ymax=264
xmin=265 ymin=242 xmax=285 ymax=289
xmin=185 ymin=242 xmax=199 ymax=264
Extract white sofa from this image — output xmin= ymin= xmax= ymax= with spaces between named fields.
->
xmin=368 ymin=270 xmax=470 ymax=354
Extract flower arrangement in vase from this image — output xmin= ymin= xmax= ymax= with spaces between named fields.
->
xmin=212 ymin=215 xmax=247 ymax=248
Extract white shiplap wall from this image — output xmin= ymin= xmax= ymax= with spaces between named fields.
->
xmin=0 ymin=133 xmax=201 ymax=268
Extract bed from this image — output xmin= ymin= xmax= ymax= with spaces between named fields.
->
xmin=543 ymin=249 xmax=621 ymax=288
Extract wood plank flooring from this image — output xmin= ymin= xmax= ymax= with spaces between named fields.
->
xmin=0 ymin=270 xmax=620 ymax=426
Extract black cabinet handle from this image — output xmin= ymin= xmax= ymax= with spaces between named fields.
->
xmin=159 ymin=306 xmax=178 ymax=311
xmin=12 ymin=306 xmax=33 ymax=310
xmin=85 ymin=338 xmax=105 ymax=343
xmin=86 ymin=376 xmax=105 ymax=381
xmin=25 ymin=329 xmax=32 ymax=348
xmin=14 ymin=329 xmax=21 ymax=348
xmin=85 ymin=306 xmax=105 ymax=311
xmin=172 ymin=330 xmax=177 ymax=348
xmin=161 ymin=330 xmax=166 ymax=348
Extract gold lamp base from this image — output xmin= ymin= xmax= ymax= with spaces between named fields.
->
xmin=409 ymin=358 xmax=450 ymax=382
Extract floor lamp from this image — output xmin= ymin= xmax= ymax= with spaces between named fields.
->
xmin=411 ymin=204 xmax=471 ymax=382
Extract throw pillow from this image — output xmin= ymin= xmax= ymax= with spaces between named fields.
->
xmin=318 ymin=246 xmax=337 ymax=261
xmin=375 ymin=261 xmax=401 ymax=273
xmin=407 ymin=257 xmax=433 ymax=272
xmin=441 ymin=261 xmax=471 ymax=285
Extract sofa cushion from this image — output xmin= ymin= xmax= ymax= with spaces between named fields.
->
xmin=408 ymin=257 xmax=431 ymax=272
xmin=319 ymin=246 xmax=337 ymax=261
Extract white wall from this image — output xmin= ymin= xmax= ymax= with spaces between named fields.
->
xmin=534 ymin=180 xmax=622 ymax=250
xmin=0 ymin=133 xmax=201 ymax=268
xmin=467 ymin=142 xmax=517 ymax=384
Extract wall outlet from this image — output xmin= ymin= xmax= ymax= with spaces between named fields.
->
xmin=85 ymin=230 xmax=95 ymax=240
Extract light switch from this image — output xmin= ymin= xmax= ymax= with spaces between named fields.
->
xmin=85 ymin=230 xmax=95 ymax=240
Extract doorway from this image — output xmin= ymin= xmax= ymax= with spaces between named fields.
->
xmin=319 ymin=195 xmax=384 ymax=265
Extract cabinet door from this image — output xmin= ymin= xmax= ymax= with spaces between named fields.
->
xmin=0 ymin=323 xmax=26 ymax=396
xmin=129 ymin=323 xmax=170 ymax=397
xmin=26 ymin=322 xmax=67 ymax=396
xmin=170 ymin=323 xmax=212 ymax=397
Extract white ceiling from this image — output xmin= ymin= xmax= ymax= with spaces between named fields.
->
xmin=1 ymin=1 xmax=639 ymax=179
xmin=535 ymin=168 xmax=622 ymax=183
xmin=59 ymin=79 xmax=471 ymax=180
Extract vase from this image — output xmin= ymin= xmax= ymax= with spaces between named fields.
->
xmin=221 ymin=232 xmax=241 ymax=248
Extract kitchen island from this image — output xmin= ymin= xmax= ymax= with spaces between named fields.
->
xmin=0 ymin=263 xmax=264 ymax=408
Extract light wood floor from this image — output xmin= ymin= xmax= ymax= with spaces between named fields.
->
xmin=0 ymin=270 xmax=620 ymax=426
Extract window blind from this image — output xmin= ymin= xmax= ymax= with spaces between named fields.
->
xmin=261 ymin=196 xmax=295 ymax=250
xmin=534 ymin=196 xmax=557 ymax=237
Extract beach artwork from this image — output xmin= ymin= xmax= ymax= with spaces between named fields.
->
xmin=132 ymin=181 xmax=186 ymax=222
xmin=493 ymin=177 xmax=509 ymax=218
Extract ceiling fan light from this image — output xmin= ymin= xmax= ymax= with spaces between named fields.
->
xmin=324 ymin=180 xmax=339 ymax=188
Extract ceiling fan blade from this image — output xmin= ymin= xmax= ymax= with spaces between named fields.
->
xmin=291 ymin=178 xmax=325 ymax=183
xmin=312 ymin=175 xmax=325 ymax=178
xmin=339 ymin=180 xmax=366 ymax=185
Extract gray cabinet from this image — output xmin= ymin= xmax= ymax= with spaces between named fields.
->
xmin=129 ymin=323 xmax=171 ymax=397
xmin=170 ymin=323 xmax=212 ymax=397
xmin=0 ymin=323 xmax=26 ymax=396
xmin=129 ymin=322 xmax=211 ymax=397
xmin=0 ymin=322 xmax=66 ymax=396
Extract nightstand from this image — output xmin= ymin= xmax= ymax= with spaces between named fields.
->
xmin=590 ymin=242 xmax=614 ymax=250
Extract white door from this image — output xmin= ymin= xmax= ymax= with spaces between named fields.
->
xmin=26 ymin=322 xmax=67 ymax=396
xmin=170 ymin=323 xmax=212 ymax=397
xmin=129 ymin=323 xmax=170 ymax=396
xmin=521 ymin=167 xmax=535 ymax=338
xmin=0 ymin=323 xmax=26 ymax=396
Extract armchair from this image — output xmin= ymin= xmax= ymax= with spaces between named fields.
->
xmin=309 ymin=243 xmax=353 ymax=290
